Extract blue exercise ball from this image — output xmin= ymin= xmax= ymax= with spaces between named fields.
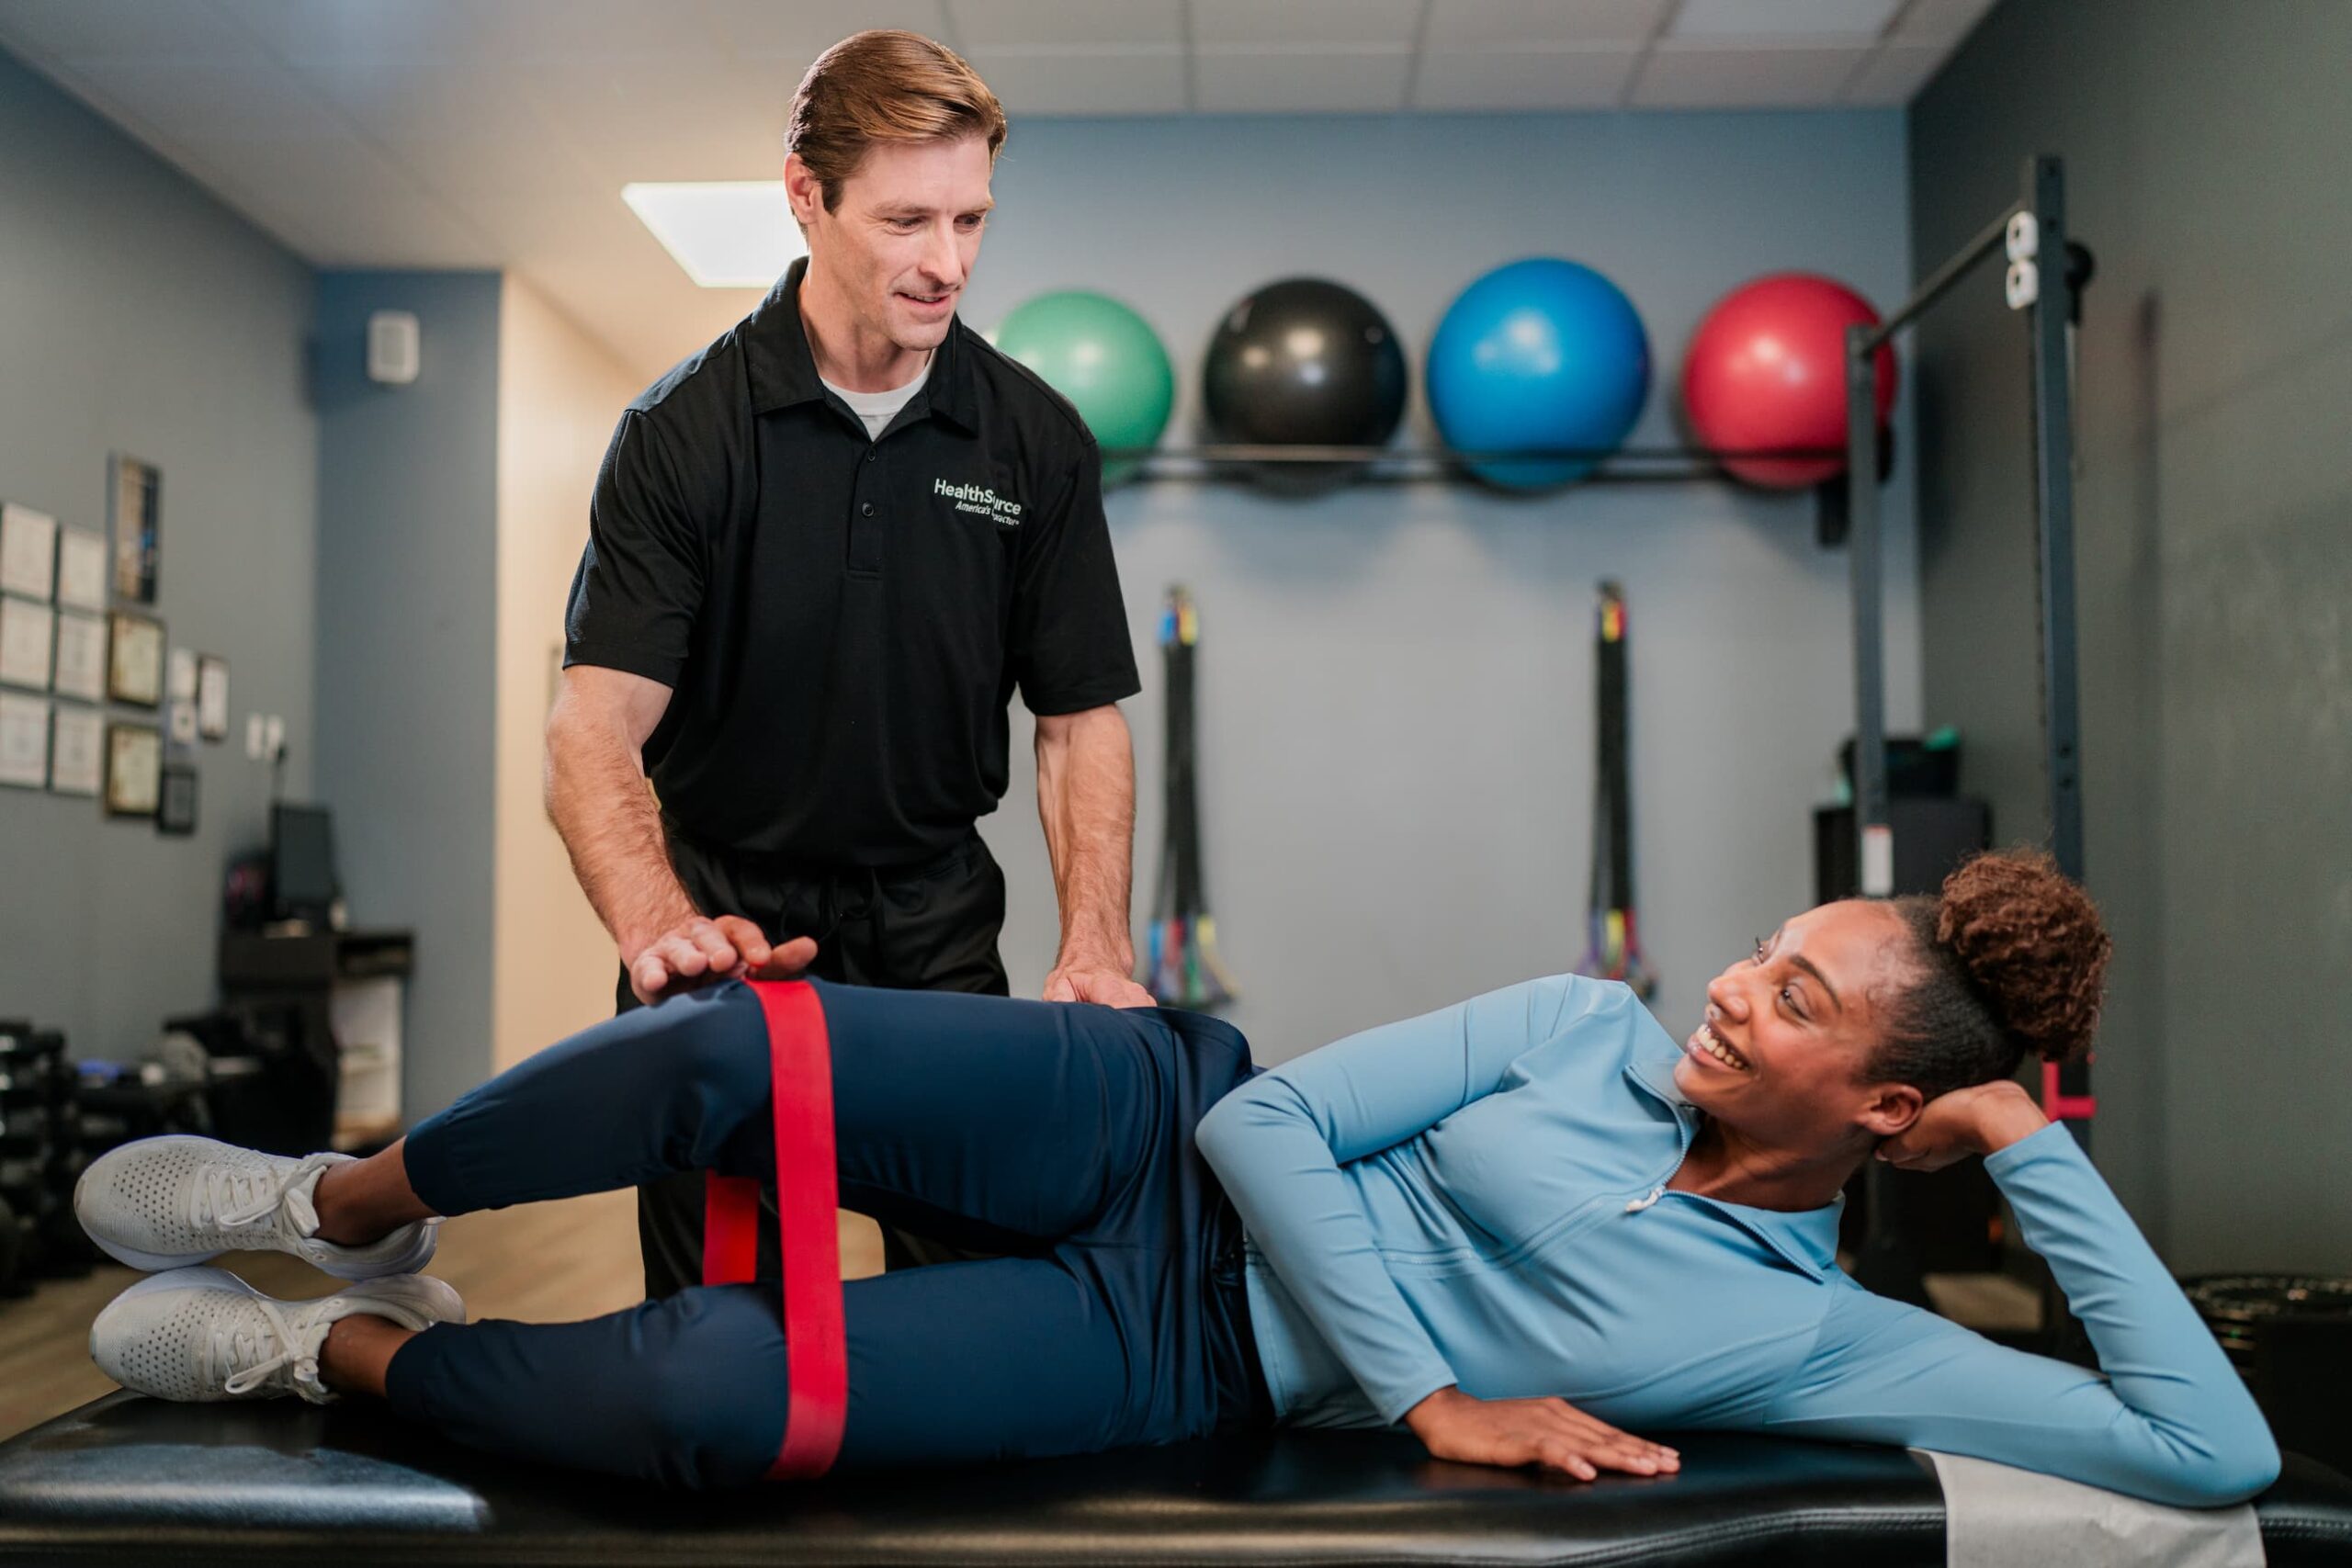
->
xmin=1427 ymin=258 xmax=1651 ymax=490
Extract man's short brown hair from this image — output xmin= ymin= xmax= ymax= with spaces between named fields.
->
xmin=786 ymin=31 xmax=1008 ymax=211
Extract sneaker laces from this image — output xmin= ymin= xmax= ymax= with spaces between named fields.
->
xmin=215 ymin=1282 xmax=334 ymax=1403
xmin=199 ymin=1153 xmax=339 ymax=1241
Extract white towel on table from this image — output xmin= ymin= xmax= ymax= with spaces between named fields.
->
xmin=1923 ymin=1450 xmax=2264 ymax=1568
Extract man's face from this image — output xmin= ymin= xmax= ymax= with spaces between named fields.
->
xmin=791 ymin=135 xmax=994 ymax=354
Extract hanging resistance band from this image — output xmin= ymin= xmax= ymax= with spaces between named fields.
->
xmin=701 ymin=979 xmax=846 ymax=1480
xmin=1142 ymin=585 xmax=1238 ymax=1009
xmin=1577 ymin=581 xmax=1657 ymax=998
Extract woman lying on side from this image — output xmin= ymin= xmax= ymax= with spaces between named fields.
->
xmin=77 ymin=850 xmax=2277 ymax=1501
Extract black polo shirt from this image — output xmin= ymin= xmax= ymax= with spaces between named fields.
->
xmin=564 ymin=259 xmax=1140 ymax=868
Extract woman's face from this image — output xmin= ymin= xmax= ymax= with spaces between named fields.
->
xmin=1672 ymin=899 xmax=1925 ymax=1152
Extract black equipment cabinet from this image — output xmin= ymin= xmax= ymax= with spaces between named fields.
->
xmin=1813 ymin=798 xmax=1990 ymax=911
xmin=1815 ymin=798 xmax=2009 ymax=1312
xmin=210 ymin=929 xmax=412 ymax=1156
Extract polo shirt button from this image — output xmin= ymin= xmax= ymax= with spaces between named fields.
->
xmin=861 ymin=501 xmax=876 ymax=516
xmin=865 ymin=450 xmax=877 ymax=464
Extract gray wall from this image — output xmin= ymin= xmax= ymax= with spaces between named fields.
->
xmin=961 ymin=111 xmax=1921 ymax=1065
xmin=311 ymin=271 xmax=501 ymax=1120
xmin=0 ymin=45 xmax=316 ymax=1055
xmin=1911 ymin=0 xmax=2352 ymax=1269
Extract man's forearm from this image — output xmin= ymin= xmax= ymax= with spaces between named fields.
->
xmin=1035 ymin=706 xmax=1136 ymax=969
xmin=545 ymin=706 xmax=698 ymax=959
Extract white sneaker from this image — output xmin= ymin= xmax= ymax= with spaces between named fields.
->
xmin=75 ymin=1135 xmax=437 ymax=1280
xmin=90 ymin=1267 xmax=465 ymax=1404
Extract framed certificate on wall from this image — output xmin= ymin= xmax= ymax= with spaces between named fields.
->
xmin=50 ymin=705 xmax=102 ymax=796
xmin=104 ymin=721 xmax=162 ymax=817
xmin=0 ymin=692 xmax=47 ymax=790
xmin=0 ymin=596 xmax=55 ymax=691
xmin=52 ymin=611 xmax=107 ymax=703
xmin=0 ymin=502 xmax=57 ymax=601
xmin=110 ymin=455 xmax=160 ymax=604
xmin=57 ymin=526 xmax=107 ymax=612
xmin=107 ymin=611 xmax=164 ymax=706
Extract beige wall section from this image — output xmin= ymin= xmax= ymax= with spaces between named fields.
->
xmin=492 ymin=277 xmax=639 ymax=1069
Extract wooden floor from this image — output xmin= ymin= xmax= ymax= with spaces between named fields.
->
xmin=0 ymin=1198 xmax=886 ymax=1442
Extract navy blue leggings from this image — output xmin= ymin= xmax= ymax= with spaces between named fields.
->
xmin=389 ymin=981 xmax=1263 ymax=1489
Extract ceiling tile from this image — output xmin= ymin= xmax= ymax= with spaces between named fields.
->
xmin=435 ymin=184 xmax=598 ymax=258
xmin=1412 ymin=46 xmax=1642 ymax=111
xmin=450 ymin=191 xmax=724 ymax=346
xmin=216 ymin=0 xmax=523 ymax=65
xmin=1191 ymin=0 xmax=1422 ymax=49
xmin=1631 ymin=45 xmax=1868 ymax=107
xmin=513 ymin=230 xmax=762 ymax=373
xmin=368 ymin=120 xmax=617 ymax=199
xmin=220 ymin=0 xmax=724 ymax=65
xmin=1194 ymin=48 xmax=1412 ymax=114
xmin=1891 ymin=0 xmax=1999 ymax=43
xmin=455 ymin=0 xmax=730 ymax=61
xmin=521 ymin=52 xmax=787 ymax=184
xmin=947 ymin=0 xmax=1182 ymax=51
xmin=48 ymin=57 xmax=350 ymax=143
xmin=166 ymin=125 xmax=426 ymax=209
xmin=0 ymin=0 xmax=254 ymax=63
xmin=1423 ymin=0 xmax=1673 ymax=51
xmin=295 ymin=197 xmax=495 ymax=267
xmin=1670 ymin=0 xmax=1900 ymax=39
xmin=958 ymin=46 xmax=1185 ymax=115
xmin=160 ymin=127 xmax=493 ymax=265
xmin=1842 ymin=41 xmax=1951 ymax=103
xmin=493 ymin=194 xmax=692 ymax=302
xmin=697 ymin=0 xmax=952 ymax=61
xmin=296 ymin=60 xmax=606 ymax=194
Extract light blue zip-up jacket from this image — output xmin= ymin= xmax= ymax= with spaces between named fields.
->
xmin=1193 ymin=975 xmax=2280 ymax=1507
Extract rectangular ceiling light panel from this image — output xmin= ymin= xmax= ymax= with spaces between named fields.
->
xmin=622 ymin=181 xmax=806 ymax=288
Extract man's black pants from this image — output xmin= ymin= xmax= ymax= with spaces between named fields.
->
xmin=618 ymin=829 xmax=1010 ymax=1300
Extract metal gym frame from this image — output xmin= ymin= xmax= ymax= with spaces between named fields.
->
xmin=1109 ymin=161 xmax=2094 ymax=1146
xmin=1844 ymin=152 xmax=2093 ymax=1150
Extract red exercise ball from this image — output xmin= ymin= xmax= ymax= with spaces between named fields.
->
xmin=1682 ymin=274 xmax=1897 ymax=489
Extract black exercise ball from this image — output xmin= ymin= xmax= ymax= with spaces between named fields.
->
xmin=1201 ymin=277 xmax=1408 ymax=494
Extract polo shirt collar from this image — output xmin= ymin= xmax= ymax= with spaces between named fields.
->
xmin=745 ymin=257 xmax=980 ymax=434
xmin=1623 ymin=1043 xmax=1843 ymax=1282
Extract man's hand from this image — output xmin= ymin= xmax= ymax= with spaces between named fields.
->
xmin=1404 ymin=1387 xmax=1679 ymax=1482
xmin=1044 ymin=960 xmax=1156 ymax=1009
xmin=626 ymin=915 xmax=818 ymax=1005
xmin=1878 ymin=1079 xmax=2050 ymax=1172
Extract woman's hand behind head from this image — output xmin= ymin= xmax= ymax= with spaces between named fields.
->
xmin=1876 ymin=1079 xmax=2050 ymax=1172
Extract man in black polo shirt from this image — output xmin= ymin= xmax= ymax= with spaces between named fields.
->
xmin=546 ymin=30 xmax=1154 ymax=1297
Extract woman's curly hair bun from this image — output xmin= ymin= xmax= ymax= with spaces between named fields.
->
xmin=1936 ymin=849 xmax=2110 ymax=1065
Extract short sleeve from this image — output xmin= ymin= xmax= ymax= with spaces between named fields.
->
xmin=563 ymin=410 xmax=707 ymax=688
xmin=1009 ymin=434 xmax=1141 ymax=716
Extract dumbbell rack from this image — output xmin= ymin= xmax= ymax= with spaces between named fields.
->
xmin=0 ymin=1022 xmax=96 ymax=1297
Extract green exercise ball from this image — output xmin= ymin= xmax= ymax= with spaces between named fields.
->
xmin=993 ymin=290 xmax=1174 ymax=484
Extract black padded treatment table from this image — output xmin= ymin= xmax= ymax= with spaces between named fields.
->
xmin=2 ymin=1393 xmax=2349 ymax=1566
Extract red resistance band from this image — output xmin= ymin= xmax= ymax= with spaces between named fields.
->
xmin=702 ymin=980 xmax=846 ymax=1480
